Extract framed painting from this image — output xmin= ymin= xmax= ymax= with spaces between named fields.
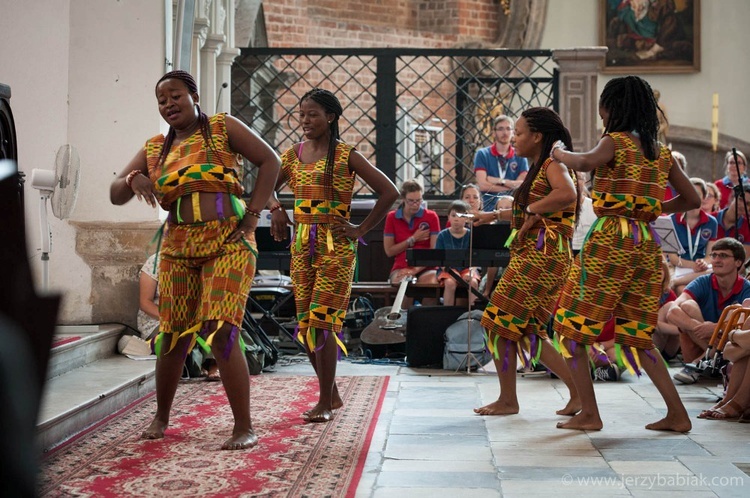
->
xmin=600 ymin=0 xmax=700 ymax=74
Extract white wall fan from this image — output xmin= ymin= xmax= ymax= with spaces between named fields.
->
xmin=30 ymin=145 xmax=81 ymax=290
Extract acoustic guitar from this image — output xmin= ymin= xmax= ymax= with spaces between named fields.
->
xmin=359 ymin=277 xmax=412 ymax=346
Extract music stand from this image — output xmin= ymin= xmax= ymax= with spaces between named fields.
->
xmin=652 ymin=215 xmax=683 ymax=254
xmin=453 ymin=213 xmax=486 ymax=374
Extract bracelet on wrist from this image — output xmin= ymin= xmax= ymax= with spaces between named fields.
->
xmin=246 ymin=209 xmax=261 ymax=219
xmin=407 ymin=236 xmax=415 ymax=247
xmin=525 ymin=205 xmax=535 ymax=215
xmin=125 ymin=170 xmax=143 ymax=189
xmin=269 ymin=204 xmax=283 ymax=213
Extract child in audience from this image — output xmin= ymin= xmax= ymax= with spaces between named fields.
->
xmin=435 ymin=200 xmax=480 ymax=307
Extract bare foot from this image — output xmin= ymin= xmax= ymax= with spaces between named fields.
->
xmin=205 ymin=360 xmax=221 ymax=382
xmin=473 ymin=399 xmax=519 ymax=416
xmin=556 ymin=398 xmax=582 ymax=416
xmin=556 ymin=412 xmax=603 ymax=431
xmin=141 ymin=418 xmax=168 ymax=439
xmin=302 ymin=404 xmax=333 ymax=423
xmin=221 ymin=429 xmax=259 ymax=450
xmin=303 ymin=386 xmax=343 ymax=418
xmin=645 ymin=415 xmax=692 ymax=432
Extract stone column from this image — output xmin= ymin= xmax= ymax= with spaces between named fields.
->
xmin=72 ymin=221 xmax=163 ymax=327
xmin=552 ymin=47 xmax=608 ymax=153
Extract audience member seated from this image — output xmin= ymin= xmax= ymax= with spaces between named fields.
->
xmin=481 ymin=195 xmax=514 ymax=297
xmin=664 ymin=150 xmax=688 ymax=202
xmin=653 ymin=259 xmax=680 ymax=362
xmin=572 ymin=172 xmax=596 ymax=257
xmin=715 ymin=181 xmax=750 ymax=260
xmin=435 ymin=200 xmax=480 ymax=307
xmin=383 ymin=180 xmax=440 ymax=306
xmin=703 ymin=181 xmax=722 ymax=214
xmin=587 ymin=318 xmax=620 ymax=382
xmin=119 ymin=252 xmax=220 ymax=380
xmin=473 ymin=115 xmax=529 ymax=211
xmin=714 ymin=149 xmax=747 ymax=209
xmin=665 ymin=238 xmax=750 ymax=384
xmin=667 ymin=178 xmax=718 ymax=294
xmin=698 ymin=315 xmax=750 ymax=421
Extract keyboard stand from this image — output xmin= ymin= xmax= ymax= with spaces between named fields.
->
xmin=244 ymin=288 xmax=305 ymax=353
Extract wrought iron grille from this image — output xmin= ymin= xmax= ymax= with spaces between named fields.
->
xmin=232 ymin=48 xmax=557 ymax=200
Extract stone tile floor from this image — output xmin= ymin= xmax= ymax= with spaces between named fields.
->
xmin=276 ymin=354 xmax=750 ymax=497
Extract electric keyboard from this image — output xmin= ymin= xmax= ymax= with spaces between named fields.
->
xmin=406 ymin=248 xmax=510 ymax=268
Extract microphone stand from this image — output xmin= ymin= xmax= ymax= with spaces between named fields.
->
xmin=454 ymin=212 xmax=485 ymax=374
xmin=731 ymin=147 xmax=750 ymax=242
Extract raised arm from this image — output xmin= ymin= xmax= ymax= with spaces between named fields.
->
xmin=552 ymin=135 xmax=616 ymax=173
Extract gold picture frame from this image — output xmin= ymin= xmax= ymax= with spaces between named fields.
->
xmin=600 ymin=0 xmax=700 ymax=74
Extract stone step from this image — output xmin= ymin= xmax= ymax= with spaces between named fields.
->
xmin=38 ymin=324 xmax=156 ymax=452
xmin=38 ymin=356 xmax=156 ymax=452
xmin=47 ymin=324 xmax=124 ymax=379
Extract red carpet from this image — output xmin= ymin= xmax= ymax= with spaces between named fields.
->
xmin=51 ymin=336 xmax=80 ymax=348
xmin=39 ymin=375 xmax=389 ymax=497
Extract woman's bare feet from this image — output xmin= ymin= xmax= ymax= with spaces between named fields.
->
xmin=303 ymin=385 xmax=343 ymax=418
xmin=141 ymin=418 xmax=168 ymax=439
xmin=556 ymin=412 xmax=603 ymax=431
xmin=556 ymin=398 xmax=582 ymax=416
xmin=302 ymin=404 xmax=334 ymax=423
xmin=221 ymin=429 xmax=259 ymax=450
xmin=473 ymin=399 xmax=519 ymax=416
xmin=645 ymin=415 xmax=692 ymax=432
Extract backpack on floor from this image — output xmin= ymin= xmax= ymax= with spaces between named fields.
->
xmin=443 ymin=310 xmax=491 ymax=370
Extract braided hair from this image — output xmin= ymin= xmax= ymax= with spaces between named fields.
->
xmin=154 ymin=70 xmax=220 ymax=170
xmin=513 ymin=107 xmax=580 ymax=222
xmin=300 ymin=88 xmax=343 ymax=200
xmin=599 ymin=75 xmax=664 ymax=161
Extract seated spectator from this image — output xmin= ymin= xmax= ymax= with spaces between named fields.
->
xmin=714 ymin=149 xmax=747 ymax=209
xmin=667 ymin=178 xmax=718 ymax=294
xmin=665 ymin=237 xmax=750 ymax=384
xmin=383 ymin=180 xmax=440 ymax=306
xmin=572 ymin=172 xmax=596 ymax=257
xmin=435 ymin=200 xmax=480 ymax=307
xmin=445 ymin=183 xmax=484 ymax=229
xmin=698 ymin=315 xmax=750 ymax=420
xmin=473 ymin=115 xmax=529 ymax=211
xmin=715 ymin=181 xmax=750 ymax=259
xmin=481 ymin=195 xmax=514 ymax=297
xmin=663 ymin=150 xmax=688 ymax=202
xmin=703 ymin=181 xmax=722 ymax=214
xmin=653 ymin=259 xmax=680 ymax=361
xmin=460 ymin=183 xmax=483 ymax=214
xmin=120 ymin=252 xmax=219 ymax=380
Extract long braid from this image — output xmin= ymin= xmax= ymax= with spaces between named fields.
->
xmin=599 ymin=75 xmax=663 ymax=161
xmin=155 ymin=70 xmax=223 ymax=171
xmin=513 ymin=107 xmax=581 ymax=222
xmin=301 ymin=88 xmax=343 ymax=201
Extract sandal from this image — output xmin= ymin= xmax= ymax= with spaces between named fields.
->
xmin=702 ymin=400 xmax=743 ymax=421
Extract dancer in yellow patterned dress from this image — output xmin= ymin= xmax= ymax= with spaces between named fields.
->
xmin=473 ymin=107 xmax=581 ymax=417
xmin=269 ymin=88 xmax=398 ymax=423
xmin=551 ymin=75 xmax=700 ymax=432
xmin=111 ymin=70 xmax=280 ymax=450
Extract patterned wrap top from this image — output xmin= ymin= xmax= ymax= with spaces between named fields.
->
xmin=145 ymin=113 xmax=243 ymax=211
xmin=592 ymin=132 xmax=671 ymax=223
xmin=280 ymin=141 xmax=356 ymax=226
xmin=507 ymin=157 xmax=577 ymax=253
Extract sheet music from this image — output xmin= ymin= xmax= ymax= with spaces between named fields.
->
xmin=652 ymin=216 xmax=683 ymax=254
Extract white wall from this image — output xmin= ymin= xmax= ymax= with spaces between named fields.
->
xmin=1 ymin=0 xmax=165 ymax=322
xmin=542 ymin=0 xmax=750 ymax=142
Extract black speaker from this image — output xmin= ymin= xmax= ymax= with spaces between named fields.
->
xmin=0 ymin=83 xmax=18 ymax=161
xmin=405 ymin=305 xmax=465 ymax=368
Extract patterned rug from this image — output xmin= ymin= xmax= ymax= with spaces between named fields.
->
xmin=39 ymin=375 xmax=389 ymax=497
